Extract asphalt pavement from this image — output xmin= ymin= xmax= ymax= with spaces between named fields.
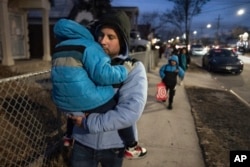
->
xmin=123 ymin=56 xmax=224 ymax=167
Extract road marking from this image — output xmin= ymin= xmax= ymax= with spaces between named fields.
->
xmin=229 ymin=89 xmax=250 ymax=108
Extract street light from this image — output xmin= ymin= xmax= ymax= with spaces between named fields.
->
xmin=192 ymin=31 xmax=197 ymax=43
xmin=206 ymin=24 xmax=211 ymax=29
xmin=237 ymin=9 xmax=245 ymax=16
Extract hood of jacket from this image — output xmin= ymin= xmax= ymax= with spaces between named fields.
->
xmin=96 ymin=11 xmax=131 ymax=55
xmin=54 ymin=18 xmax=94 ymax=41
xmin=169 ymin=55 xmax=179 ymax=65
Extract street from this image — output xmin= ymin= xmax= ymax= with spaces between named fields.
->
xmin=191 ymin=54 xmax=250 ymax=106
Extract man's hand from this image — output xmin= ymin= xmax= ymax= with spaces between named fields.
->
xmin=123 ymin=61 xmax=135 ymax=73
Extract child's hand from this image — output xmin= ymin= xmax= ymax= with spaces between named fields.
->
xmin=124 ymin=61 xmax=135 ymax=73
xmin=69 ymin=115 xmax=86 ymax=127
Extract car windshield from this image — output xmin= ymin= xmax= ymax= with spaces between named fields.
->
xmin=212 ymin=49 xmax=236 ymax=57
xmin=130 ymin=31 xmax=141 ymax=39
xmin=192 ymin=45 xmax=203 ymax=48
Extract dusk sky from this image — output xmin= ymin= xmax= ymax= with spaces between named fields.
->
xmin=111 ymin=0 xmax=250 ymax=30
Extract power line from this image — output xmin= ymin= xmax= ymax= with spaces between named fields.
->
xmin=200 ymin=1 xmax=250 ymax=14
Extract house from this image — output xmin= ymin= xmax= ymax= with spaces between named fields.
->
xmin=0 ymin=0 xmax=53 ymax=66
xmin=112 ymin=6 xmax=139 ymax=30
xmin=0 ymin=0 xmax=139 ymax=66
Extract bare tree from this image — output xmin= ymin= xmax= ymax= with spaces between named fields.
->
xmin=140 ymin=12 xmax=160 ymax=26
xmin=162 ymin=0 xmax=210 ymax=47
xmin=231 ymin=26 xmax=249 ymax=39
xmin=140 ymin=11 xmax=181 ymax=41
xmin=161 ymin=7 xmax=184 ymax=34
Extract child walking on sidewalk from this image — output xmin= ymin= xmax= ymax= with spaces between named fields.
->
xmin=159 ymin=55 xmax=185 ymax=109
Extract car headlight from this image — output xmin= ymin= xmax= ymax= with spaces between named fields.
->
xmin=235 ymin=60 xmax=243 ymax=65
xmin=154 ymin=45 xmax=160 ymax=49
xmin=238 ymin=60 xmax=244 ymax=65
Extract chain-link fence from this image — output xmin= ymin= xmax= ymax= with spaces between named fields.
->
xmin=0 ymin=71 xmax=68 ymax=167
xmin=0 ymin=50 xmax=159 ymax=167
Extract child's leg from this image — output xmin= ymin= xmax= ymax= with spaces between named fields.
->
xmin=117 ymin=126 xmax=136 ymax=148
xmin=119 ymin=126 xmax=147 ymax=159
xmin=84 ymin=97 xmax=117 ymax=113
xmin=168 ymin=85 xmax=176 ymax=109
xmin=57 ymin=108 xmax=75 ymax=138
xmin=169 ymin=87 xmax=176 ymax=104
xmin=63 ymin=115 xmax=74 ymax=147
xmin=66 ymin=117 xmax=74 ymax=138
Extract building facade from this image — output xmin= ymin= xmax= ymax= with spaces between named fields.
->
xmin=0 ymin=0 xmax=139 ymax=66
xmin=0 ymin=0 xmax=52 ymax=65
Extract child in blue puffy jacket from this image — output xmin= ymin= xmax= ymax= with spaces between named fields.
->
xmin=51 ymin=19 xmax=134 ymax=147
xmin=159 ymin=55 xmax=185 ymax=110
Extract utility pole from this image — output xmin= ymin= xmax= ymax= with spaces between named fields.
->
xmin=200 ymin=26 xmax=204 ymax=44
xmin=216 ymin=15 xmax=221 ymax=44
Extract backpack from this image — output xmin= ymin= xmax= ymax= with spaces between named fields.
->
xmin=111 ymin=57 xmax=139 ymax=102
xmin=111 ymin=57 xmax=138 ymax=66
xmin=111 ymin=57 xmax=138 ymax=89
xmin=52 ymin=45 xmax=85 ymax=62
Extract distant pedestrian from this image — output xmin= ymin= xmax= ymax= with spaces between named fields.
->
xmin=164 ymin=45 xmax=172 ymax=59
xmin=158 ymin=43 xmax=166 ymax=59
xmin=178 ymin=47 xmax=188 ymax=71
xmin=159 ymin=55 xmax=185 ymax=110
xmin=169 ymin=48 xmax=181 ymax=61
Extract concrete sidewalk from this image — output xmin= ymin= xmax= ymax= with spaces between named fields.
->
xmin=123 ymin=57 xmax=207 ymax=167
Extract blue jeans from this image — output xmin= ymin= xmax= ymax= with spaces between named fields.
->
xmin=71 ymin=141 xmax=125 ymax=167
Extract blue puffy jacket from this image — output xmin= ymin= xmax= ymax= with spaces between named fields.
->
xmin=159 ymin=55 xmax=185 ymax=86
xmin=51 ymin=19 xmax=128 ymax=112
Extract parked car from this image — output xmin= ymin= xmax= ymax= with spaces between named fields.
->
xmin=237 ymin=46 xmax=246 ymax=55
xmin=129 ymin=31 xmax=151 ymax=52
xmin=202 ymin=48 xmax=244 ymax=74
xmin=190 ymin=44 xmax=208 ymax=56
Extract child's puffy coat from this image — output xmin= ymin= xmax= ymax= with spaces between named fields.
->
xmin=51 ymin=19 xmax=128 ymax=112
